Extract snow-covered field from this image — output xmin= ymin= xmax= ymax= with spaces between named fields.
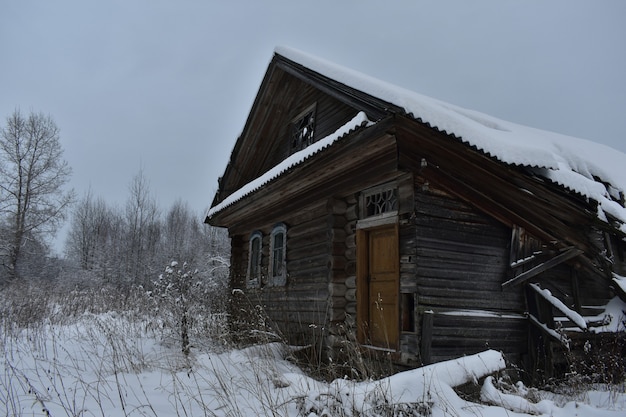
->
xmin=1 ymin=306 xmax=625 ymax=417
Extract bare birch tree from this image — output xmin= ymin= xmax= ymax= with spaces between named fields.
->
xmin=124 ymin=169 xmax=160 ymax=285
xmin=65 ymin=190 xmax=118 ymax=276
xmin=162 ymin=200 xmax=203 ymax=261
xmin=0 ymin=110 xmax=74 ymax=281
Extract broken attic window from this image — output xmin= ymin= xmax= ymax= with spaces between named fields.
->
xmin=290 ymin=105 xmax=316 ymax=153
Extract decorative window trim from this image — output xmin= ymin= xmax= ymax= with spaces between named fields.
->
xmin=246 ymin=231 xmax=263 ymax=288
xmin=359 ymin=182 xmax=399 ymax=219
xmin=290 ymin=103 xmax=316 ymax=153
xmin=269 ymin=223 xmax=287 ymax=286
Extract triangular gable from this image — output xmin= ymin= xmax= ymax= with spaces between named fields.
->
xmin=211 ymin=52 xmax=399 ymax=213
xmin=212 ymin=61 xmax=314 ymax=207
xmin=208 ymin=112 xmax=372 ymax=218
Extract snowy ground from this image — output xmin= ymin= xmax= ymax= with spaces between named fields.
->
xmin=1 ymin=312 xmax=625 ymax=417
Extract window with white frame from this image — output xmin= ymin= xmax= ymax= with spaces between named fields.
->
xmin=247 ymin=231 xmax=262 ymax=288
xmin=269 ymin=223 xmax=287 ymax=286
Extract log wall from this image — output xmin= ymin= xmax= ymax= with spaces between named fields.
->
xmin=229 ymin=199 xmax=332 ymax=348
xmin=412 ymin=178 xmax=528 ymax=365
xmin=228 ymin=162 xmax=608 ymax=370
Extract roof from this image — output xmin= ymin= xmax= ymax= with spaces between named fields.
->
xmin=207 ymin=111 xmax=372 ymax=217
xmin=207 ymin=47 xmax=626 ymax=232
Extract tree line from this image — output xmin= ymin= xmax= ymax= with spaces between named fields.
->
xmin=0 ymin=110 xmax=229 ymax=288
xmin=65 ymin=174 xmax=229 ymax=288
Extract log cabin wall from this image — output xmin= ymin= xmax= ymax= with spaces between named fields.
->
xmin=325 ymin=195 xmax=356 ymax=359
xmin=398 ymin=216 xmax=419 ymax=365
xmin=412 ymin=176 xmax=528 ymax=365
xmin=397 ymin=177 xmax=421 ymax=365
xmin=224 ymin=130 xmax=405 ymax=359
xmin=229 ymin=199 xmax=334 ymax=349
xmin=328 ymin=174 xmax=420 ymax=365
xmin=211 ymin=53 xmax=626 ymax=380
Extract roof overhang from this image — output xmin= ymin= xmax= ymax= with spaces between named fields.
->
xmin=206 ymin=116 xmax=399 ymax=232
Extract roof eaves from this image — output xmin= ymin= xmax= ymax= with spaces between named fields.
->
xmin=205 ymin=112 xmax=374 ymax=221
xmin=406 ymin=114 xmax=551 ymax=171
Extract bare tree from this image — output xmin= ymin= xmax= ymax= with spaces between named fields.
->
xmin=124 ymin=169 xmax=160 ymax=285
xmin=162 ymin=199 xmax=203 ymax=261
xmin=65 ymin=190 xmax=123 ymax=281
xmin=0 ymin=110 xmax=74 ymax=281
xmin=160 ymin=200 xmax=230 ymax=278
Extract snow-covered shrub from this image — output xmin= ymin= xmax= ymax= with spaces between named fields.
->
xmin=152 ymin=260 xmax=229 ymax=355
xmin=0 ymin=280 xmax=53 ymax=331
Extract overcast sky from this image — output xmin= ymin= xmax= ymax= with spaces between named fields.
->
xmin=1 ymin=1 xmax=625 ymax=248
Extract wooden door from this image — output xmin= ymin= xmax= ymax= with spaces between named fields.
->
xmin=357 ymin=224 xmax=399 ymax=349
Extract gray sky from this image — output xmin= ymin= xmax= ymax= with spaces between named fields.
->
xmin=1 ymin=1 xmax=625 ymax=248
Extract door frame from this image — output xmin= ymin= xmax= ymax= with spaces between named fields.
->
xmin=356 ymin=218 xmax=400 ymax=349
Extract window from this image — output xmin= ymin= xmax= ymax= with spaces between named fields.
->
xmin=247 ymin=231 xmax=262 ymax=288
xmin=269 ymin=223 xmax=287 ymax=286
xmin=361 ymin=184 xmax=398 ymax=218
xmin=290 ymin=104 xmax=316 ymax=153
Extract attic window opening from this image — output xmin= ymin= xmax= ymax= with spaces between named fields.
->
xmin=362 ymin=186 xmax=398 ymax=218
xmin=290 ymin=104 xmax=316 ymax=153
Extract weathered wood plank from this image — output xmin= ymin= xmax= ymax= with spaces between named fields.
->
xmin=417 ymin=294 xmax=523 ymax=311
xmin=420 ymin=311 xmax=434 ymax=365
xmin=502 ymin=247 xmax=584 ymax=288
xmin=416 ymin=276 xmax=515 ymax=293
xmin=415 ymin=236 xmax=508 ymax=257
xmin=288 ymin=256 xmax=330 ymax=275
xmin=289 ymin=242 xmax=329 ymax=261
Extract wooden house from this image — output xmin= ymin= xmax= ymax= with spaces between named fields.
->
xmin=205 ymin=47 xmax=626 ymax=377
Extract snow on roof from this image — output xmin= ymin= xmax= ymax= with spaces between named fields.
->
xmin=275 ymin=46 xmax=626 ymax=230
xmin=208 ymin=47 xmax=626 ymax=231
xmin=207 ymin=112 xmax=372 ymax=218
